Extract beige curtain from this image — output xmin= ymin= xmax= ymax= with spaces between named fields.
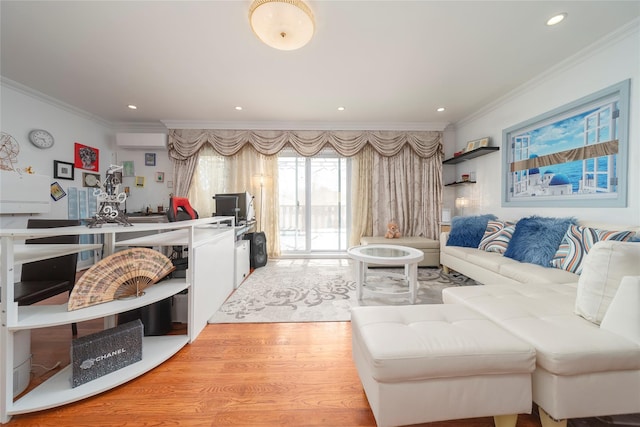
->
xmin=370 ymin=146 xmax=442 ymax=240
xmin=168 ymin=129 xmax=441 ymax=158
xmin=188 ymin=145 xmax=281 ymax=257
xmin=171 ymin=128 xmax=442 ymax=254
xmin=350 ymin=146 xmax=374 ymax=246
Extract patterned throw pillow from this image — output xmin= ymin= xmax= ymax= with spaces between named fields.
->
xmin=551 ymin=225 xmax=635 ymax=274
xmin=478 ymin=220 xmax=516 ymax=253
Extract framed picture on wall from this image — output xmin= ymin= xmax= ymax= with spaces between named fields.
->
xmin=74 ymin=143 xmax=99 ymax=171
xmin=502 ymin=79 xmax=630 ymax=207
xmin=121 ymin=161 xmax=135 ymax=177
xmin=82 ymin=172 xmax=101 ymax=188
xmin=53 ymin=160 xmax=74 ymax=180
xmin=145 ymin=153 xmax=156 ymax=166
xmin=51 ymin=182 xmax=67 ymax=201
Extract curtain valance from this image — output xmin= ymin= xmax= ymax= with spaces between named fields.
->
xmin=168 ymin=129 xmax=442 ymax=159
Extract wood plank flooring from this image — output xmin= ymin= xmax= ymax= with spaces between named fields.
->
xmin=8 ymin=313 xmax=545 ymax=427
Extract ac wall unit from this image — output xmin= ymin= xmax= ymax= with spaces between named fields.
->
xmin=116 ymin=133 xmax=167 ymax=150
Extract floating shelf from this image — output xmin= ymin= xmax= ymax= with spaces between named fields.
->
xmin=445 ymin=181 xmax=477 ymax=187
xmin=443 ymin=147 xmax=499 ymax=164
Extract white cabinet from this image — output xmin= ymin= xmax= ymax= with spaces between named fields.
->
xmin=0 ymin=217 xmax=235 ymax=423
xmin=235 ymin=240 xmax=250 ymax=288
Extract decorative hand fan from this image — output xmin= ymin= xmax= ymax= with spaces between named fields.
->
xmin=68 ymin=248 xmax=176 ymax=311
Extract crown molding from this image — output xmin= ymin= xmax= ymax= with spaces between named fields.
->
xmin=1 ymin=76 xmax=113 ymax=129
xmin=160 ymin=120 xmax=450 ymax=132
xmin=454 ymin=18 xmax=640 ymax=129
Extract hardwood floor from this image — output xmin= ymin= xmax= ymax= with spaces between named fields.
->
xmin=8 ymin=311 xmax=546 ymax=426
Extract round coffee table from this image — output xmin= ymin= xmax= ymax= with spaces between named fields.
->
xmin=347 ymin=244 xmax=424 ymax=303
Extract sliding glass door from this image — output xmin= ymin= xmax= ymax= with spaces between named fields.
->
xmin=278 ymin=152 xmax=350 ymax=254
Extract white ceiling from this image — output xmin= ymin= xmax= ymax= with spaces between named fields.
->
xmin=1 ymin=1 xmax=639 ymax=130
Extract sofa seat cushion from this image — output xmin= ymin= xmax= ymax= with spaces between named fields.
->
xmin=350 ymin=304 xmax=535 ymax=383
xmin=465 ymin=251 xmax=517 ymax=274
xmin=440 ymin=245 xmax=478 ymax=260
xmin=499 ymin=262 xmax=579 ymax=285
xmin=443 ymin=284 xmax=640 ymax=376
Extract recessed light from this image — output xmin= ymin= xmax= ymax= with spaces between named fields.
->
xmin=436 ymin=107 xmax=445 ymax=112
xmin=235 ymin=106 xmax=243 ymax=111
xmin=127 ymin=104 xmax=137 ymax=110
xmin=337 ymin=106 xmax=345 ymax=111
xmin=546 ymin=13 xmax=567 ymax=26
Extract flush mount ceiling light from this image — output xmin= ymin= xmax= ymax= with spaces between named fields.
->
xmin=546 ymin=13 xmax=567 ymax=26
xmin=249 ymin=0 xmax=315 ymax=51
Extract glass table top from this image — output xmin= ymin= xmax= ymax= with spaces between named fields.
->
xmin=358 ymin=246 xmax=411 ymax=258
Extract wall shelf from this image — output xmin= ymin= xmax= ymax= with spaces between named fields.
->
xmin=445 ymin=181 xmax=477 ymax=187
xmin=443 ymin=146 xmax=499 ymax=164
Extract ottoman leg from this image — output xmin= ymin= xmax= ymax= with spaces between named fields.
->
xmin=442 ymin=265 xmax=450 ymax=274
xmin=494 ymin=414 xmax=518 ymax=427
xmin=539 ymin=407 xmax=568 ymax=427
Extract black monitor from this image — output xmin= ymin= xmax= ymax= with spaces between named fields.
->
xmin=213 ymin=192 xmax=253 ymax=223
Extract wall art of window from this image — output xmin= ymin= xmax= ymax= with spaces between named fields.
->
xmin=502 ymin=79 xmax=630 ymax=207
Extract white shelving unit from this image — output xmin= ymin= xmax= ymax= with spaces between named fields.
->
xmin=0 ymin=216 xmax=236 ymax=423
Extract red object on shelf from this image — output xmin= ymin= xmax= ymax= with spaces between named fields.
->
xmin=454 ymin=151 xmax=463 ymax=157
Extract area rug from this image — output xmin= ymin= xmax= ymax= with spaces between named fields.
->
xmin=208 ymin=258 xmax=479 ymax=324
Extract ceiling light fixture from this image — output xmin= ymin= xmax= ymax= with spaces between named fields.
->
xmin=235 ymin=106 xmax=243 ymax=111
xmin=127 ymin=104 xmax=137 ymax=110
xmin=546 ymin=13 xmax=567 ymax=26
xmin=249 ymin=0 xmax=315 ymax=51
xmin=337 ymin=106 xmax=345 ymax=111
xmin=436 ymin=107 xmax=445 ymax=112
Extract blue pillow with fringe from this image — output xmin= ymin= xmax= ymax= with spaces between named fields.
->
xmin=446 ymin=214 xmax=497 ymax=248
xmin=504 ymin=216 xmax=577 ymax=266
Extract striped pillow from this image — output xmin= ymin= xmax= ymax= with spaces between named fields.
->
xmin=551 ymin=225 xmax=635 ymax=274
xmin=478 ymin=220 xmax=516 ymax=254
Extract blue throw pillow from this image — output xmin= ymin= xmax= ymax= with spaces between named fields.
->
xmin=446 ymin=214 xmax=498 ymax=248
xmin=504 ymin=216 xmax=577 ymax=267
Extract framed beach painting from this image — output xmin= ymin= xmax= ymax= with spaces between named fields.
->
xmin=502 ymin=79 xmax=630 ymax=207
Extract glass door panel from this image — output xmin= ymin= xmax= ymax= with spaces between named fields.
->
xmin=278 ymin=154 xmax=349 ymax=254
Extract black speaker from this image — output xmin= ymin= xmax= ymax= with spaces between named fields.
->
xmin=244 ymin=232 xmax=268 ymax=268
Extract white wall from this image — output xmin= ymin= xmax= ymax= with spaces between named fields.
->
xmin=0 ymin=82 xmax=116 ymax=229
xmin=114 ymin=148 xmax=173 ymax=214
xmin=449 ymin=22 xmax=640 ymax=226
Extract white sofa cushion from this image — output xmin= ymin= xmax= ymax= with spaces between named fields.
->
xmin=575 ymin=241 xmax=640 ymax=324
xmin=498 ymin=262 xmax=578 ymax=285
xmin=600 ymin=276 xmax=640 ymax=344
xmin=442 ymin=283 xmax=640 ymax=376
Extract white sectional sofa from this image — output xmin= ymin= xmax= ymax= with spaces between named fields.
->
xmin=351 ymin=218 xmax=639 ymax=427
xmin=440 ymin=220 xmax=639 ymax=286
xmin=438 ymin=219 xmax=640 ymax=426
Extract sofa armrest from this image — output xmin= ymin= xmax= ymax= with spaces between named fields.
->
xmin=600 ymin=276 xmax=640 ymax=344
xmin=440 ymin=232 xmax=449 ymax=251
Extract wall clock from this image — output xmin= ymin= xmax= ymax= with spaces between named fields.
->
xmin=28 ymin=129 xmax=55 ymax=149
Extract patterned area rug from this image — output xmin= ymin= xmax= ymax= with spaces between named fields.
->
xmin=208 ymin=258 xmax=478 ymax=324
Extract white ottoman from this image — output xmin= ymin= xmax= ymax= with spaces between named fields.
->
xmin=351 ymin=304 xmax=535 ymax=427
